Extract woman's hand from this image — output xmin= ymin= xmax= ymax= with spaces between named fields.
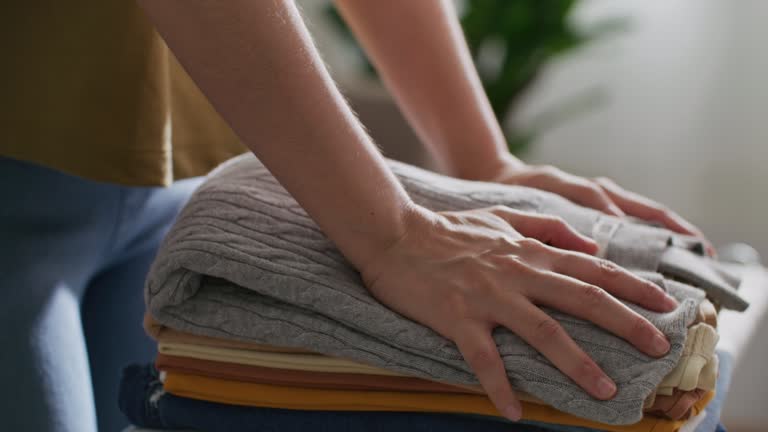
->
xmin=360 ymin=204 xmax=678 ymax=421
xmin=485 ymin=156 xmax=707 ymax=240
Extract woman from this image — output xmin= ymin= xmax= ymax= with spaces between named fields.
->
xmin=0 ymin=1 xmax=706 ymax=431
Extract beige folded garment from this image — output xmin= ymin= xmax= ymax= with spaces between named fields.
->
xmin=645 ymin=302 xmax=720 ymax=407
xmin=158 ymin=341 xmax=404 ymax=376
xmin=657 ymin=323 xmax=719 ymax=394
xmin=149 ymin=297 xmax=720 ymax=400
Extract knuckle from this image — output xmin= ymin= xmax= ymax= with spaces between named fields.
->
xmin=518 ymin=237 xmax=546 ymax=252
xmin=580 ymin=284 xmax=607 ymax=308
xmin=595 ymin=259 xmax=623 ymax=280
xmin=489 ymin=204 xmax=510 ymax=215
xmin=532 ymin=316 xmax=563 ymax=342
xmin=495 ymin=236 xmax=518 ymax=251
xmin=503 ymin=256 xmax=540 ymax=280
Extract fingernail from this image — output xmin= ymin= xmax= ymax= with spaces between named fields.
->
xmin=653 ymin=333 xmax=670 ymax=356
xmin=596 ymin=377 xmax=616 ymax=399
xmin=504 ymin=404 xmax=522 ymax=421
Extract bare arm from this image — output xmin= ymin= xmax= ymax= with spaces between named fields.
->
xmin=335 ymin=0 xmax=515 ymax=180
xmin=137 ymin=0 xmax=413 ymax=270
xmin=137 ymin=0 xmax=676 ymax=419
xmin=335 ymin=0 xmax=709 ymax=244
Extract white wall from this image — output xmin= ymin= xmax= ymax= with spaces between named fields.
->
xmin=513 ymin=2 xmax=768 ymax=425
xmin=303 ymin=0 xmax=768 ymax=427
xmin=519 ymin=0 xmax=768 ymax=259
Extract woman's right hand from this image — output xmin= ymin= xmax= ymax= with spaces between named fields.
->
xmin=360 ymin=204 xmax=678 ymax=421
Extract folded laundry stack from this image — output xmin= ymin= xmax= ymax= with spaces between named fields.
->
xmin=122 ymin=154 xmax=749 ymax=432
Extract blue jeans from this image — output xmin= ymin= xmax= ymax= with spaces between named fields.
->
xmin=696 ymin=350 xmax=733 ymax=432
xmin=0 ymin=157 xmax=202 ymax=432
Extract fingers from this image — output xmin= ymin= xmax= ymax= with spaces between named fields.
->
xmin=511 ymin=166 xmax=624 ymax=217
xmin=526 ymin=270 xmax=672 ymax=358
xmin=508 ymin=166 xmax=708 ymax=251
xmin=551 ymin=251 xmax=677 ymax=312
xmin=496 ymin=301 xmax=617 ymax=400
xmin=488 ymin=206 xmax=598 ymax=255
xmin=560 ymin=176 xmax=625 ymax=217
xmin=595 ymin=178 xmax=696 ymax=235
xmin=453 ymin=323 xmax=522 ymax=421
xmin=595 ymin=178 xmax=716 ymax=257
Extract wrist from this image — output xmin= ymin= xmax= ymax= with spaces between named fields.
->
xmin=353 ymin=202 xmax=435 ymax=283
xmin=337 ymin=198 xmax=431 ymax=273
xmin=453 ymin=151 xmax=526 ymax=183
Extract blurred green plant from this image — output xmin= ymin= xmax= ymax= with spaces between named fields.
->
xmin=325 ymin=0 xmax=628 ymax=155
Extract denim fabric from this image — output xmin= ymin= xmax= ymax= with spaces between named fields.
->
xmin=0 ymin=157 xmax=202 ymax=432
xmin=119 ymin=364 xmax=579 ymax=432
xmin=694 ymin=350 xmax=733 ymax=432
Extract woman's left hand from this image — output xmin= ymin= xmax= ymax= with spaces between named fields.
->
xmin=481 ymin=156 xmax=713 ymax=253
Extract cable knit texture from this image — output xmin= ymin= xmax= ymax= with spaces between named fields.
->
xmin=146 ymin=154 xmax=707 ymax=425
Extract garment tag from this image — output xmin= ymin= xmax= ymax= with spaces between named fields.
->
xmin=592 ymin=217 xmax=622 ymax=258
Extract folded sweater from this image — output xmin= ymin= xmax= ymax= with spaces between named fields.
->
xmin=146 ymin=154 xmax=715 ymax=424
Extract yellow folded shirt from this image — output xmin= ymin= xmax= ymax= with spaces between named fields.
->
xmin=163 ymin=372 xmax=714 ymax=432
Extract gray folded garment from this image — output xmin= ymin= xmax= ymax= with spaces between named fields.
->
xmin=387 ymin=160 xmax=747 ymax=310
xmin=659 ymin=247 xmax=748 ymax=310
xmin=147 ymin=154 xmax=712 ymax=425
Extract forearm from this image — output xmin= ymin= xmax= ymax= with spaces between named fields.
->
xmin=334 ymin=0 xmax=522 ymax=179
xmin=137 ymin=0 xmax=414 ymax=268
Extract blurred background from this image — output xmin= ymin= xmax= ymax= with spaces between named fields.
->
xmin=298 ymin=0 xmax=767 ymax=429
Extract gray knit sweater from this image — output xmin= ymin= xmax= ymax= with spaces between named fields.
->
xmin=146 ymin=154 xmax=709 ymax=425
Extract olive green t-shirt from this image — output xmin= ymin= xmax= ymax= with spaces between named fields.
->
xmin=1 ymin=1 xmax=246 ymax=186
